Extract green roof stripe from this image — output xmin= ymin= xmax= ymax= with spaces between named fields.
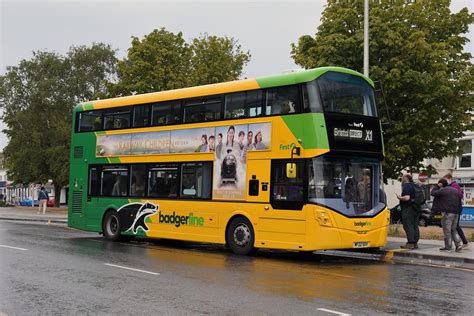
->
xmin=81 ymin=102 xmax=94 ymax=111
xmin=256 ymin=66 xmax=373 ymax=88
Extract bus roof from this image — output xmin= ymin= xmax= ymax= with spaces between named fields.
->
xmin=76 ymin=66 xmax=372 ymax=112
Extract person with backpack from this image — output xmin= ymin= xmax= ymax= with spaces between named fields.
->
xmin=37 ymin=186 xmax=49 ymax=215
xmin=444 ymin=174 xmax=469 ymax=248
xmin=431 ymin=178 xmax=463 ymax=252
xmin=396 ymin=174 xmax=420 ymax=249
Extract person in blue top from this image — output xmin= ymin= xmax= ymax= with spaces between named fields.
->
xmin=37 ymin=186 xmax=49 ymax=215
xmin=396 ymin=174 xmax=419 ymax=249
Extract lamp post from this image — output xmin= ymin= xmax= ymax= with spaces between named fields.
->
xmin=363 ymin=0 xmax=369 ymax=77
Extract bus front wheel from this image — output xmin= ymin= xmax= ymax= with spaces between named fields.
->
xmin=227 ymin=217 xmax=255 ymax=255
xmin=103 ymin=210 xmax=121 ymax=242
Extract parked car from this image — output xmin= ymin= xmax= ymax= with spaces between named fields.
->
xmin=19 ymin=199 xmax=39 ymax=207
xmin=19 ymin=198 xmax=55 ymax=208
xmin=424 ymin=200 xmax=442 ymax=227
xmin=390 ymin=202 xmax=441 ymax=227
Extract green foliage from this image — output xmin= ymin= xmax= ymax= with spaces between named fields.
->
xmin=0 ymin=43 xmax=117 ymax=205
xmin=190 ymin=34 xmax=251 ymax=86
xmin=0 ymin=200 xmax=11 ymax=207
xmin=108 ymin=28 xmax=192 ymax=96
xmin=291 ymin=0 xmax=474 ymax=179
xmin=107 ymin=28 xmax=250 ymax=96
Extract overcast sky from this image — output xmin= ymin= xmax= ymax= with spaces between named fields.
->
xmin=0 ymin=0 xmax=473 ymax=150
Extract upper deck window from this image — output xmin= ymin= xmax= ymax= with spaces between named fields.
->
xmin=316 ymin=72 xmax=377 ymax=117
xmin=152 ymin=101 xmax=181 ymax=126
xmin=78 ymin=111 xmax=102 ymax=132
xmin=133 ymin=104 xmax=151 ymax=128
xmin=224 ymin=90 xmax=263 ymax=119
xmin=265 ymin=85 xmax=300 ymax=116
xmin=184 ymin=97 xmax=221 ymax=123
xmin=75 ymin=82 xmax=304 ymax=133
xmin=104 ymin=107 xmax=131 ymax=130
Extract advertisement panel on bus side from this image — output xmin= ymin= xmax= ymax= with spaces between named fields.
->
xmin=95 ymin=122 xmax=272 ymax=200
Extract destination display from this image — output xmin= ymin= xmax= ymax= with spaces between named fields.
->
xmin=325 ymin=113 xmax=382 ymax=157
xmin=333 ymin=126 xmax=373 ymax=143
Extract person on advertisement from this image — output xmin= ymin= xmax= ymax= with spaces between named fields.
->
xmin=253 ymin=130 xmax=266 ymax=150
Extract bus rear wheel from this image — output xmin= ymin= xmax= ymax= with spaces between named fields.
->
xmin=103 ymin=210 xmax=121 ymax=242
xmin=227 ymin=217 xmax=255 ymax=255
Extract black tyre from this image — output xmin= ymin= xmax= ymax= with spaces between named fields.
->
xmin=103 ymin=210 xmax=121 ymax=241
xmin=227 ymin=217 xmax=255 ymax=255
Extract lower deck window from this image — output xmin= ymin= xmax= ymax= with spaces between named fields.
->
xmin=101 ymin=166 xmax=129 ymax=196
xmin=88 ymin=162 xmax=212 ymax=200
xmin=181 ymin=163 xmax=212 ymax=199
xmin=148 ymin=165 xmax=178 ymax=198
xmin=130 ymin=165 xmax=146 ymax=197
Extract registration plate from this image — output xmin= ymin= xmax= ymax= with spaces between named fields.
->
xmin=434 ymin=215 xmax=442 ymax=219
xmin=353 ymin=242 xmax=369 ymax=248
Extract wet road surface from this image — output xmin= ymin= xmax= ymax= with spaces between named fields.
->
xmin=0 ymin=221 xmax=473 ymax=315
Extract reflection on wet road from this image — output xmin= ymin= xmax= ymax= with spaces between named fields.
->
xmin=0 ymin=221 xmax=473 ymax=315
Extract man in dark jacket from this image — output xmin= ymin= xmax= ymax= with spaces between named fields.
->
xmin=444 ymin=174 xmax=469 ymax=248
xmin=396 ymin=174 xmax=419 ymax=249
xmin=431 ymin=179 xmax=463 ymax=252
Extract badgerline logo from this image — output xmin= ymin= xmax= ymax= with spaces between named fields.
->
xmin=159 ymin=211 xmax=204 ymax=228
xmin=354 ymin=221 xmax=372 ymax=227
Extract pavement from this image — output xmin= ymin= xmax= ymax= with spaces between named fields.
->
xmin=0 ymin=206 xmax=68 ymax=225
xmin=1 ymin=206 xmax=472 ymax=270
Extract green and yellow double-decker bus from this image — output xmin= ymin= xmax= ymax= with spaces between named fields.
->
xmin=68 ymin=67 xmax=389 ymax=255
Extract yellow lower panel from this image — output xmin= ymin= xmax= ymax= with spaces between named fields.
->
xmin=257 ymin=231 xmax=307 ymax=250
xmin=305 ymin=206 xmax=390 ymax=250
xmin=259 ymin=217 xmax=306 ymax=234
xmin=134 ymin=199 xmax=389 ymax=252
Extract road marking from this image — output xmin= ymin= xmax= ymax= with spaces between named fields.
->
xmin=317 ymin=308 xmax=351 ymax=316
xmin=104 ymin=263 xmax=160 ymax=275
xmin=0 ymin=244 xmax=28 ymax=251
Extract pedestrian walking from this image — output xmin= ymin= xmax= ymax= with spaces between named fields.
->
xmin=396 ymin=174 xmax=419 ymax=249
xmin=431 ymin=178 xmax=463 ymax=252
xmin=37 ymin=186 xmax=49 ymax=215
xmin=444 ymin=174 xmax=469 ymax=248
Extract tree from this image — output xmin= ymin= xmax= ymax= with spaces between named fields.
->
xmin=291 ymin=0 xmax=474 ymax=179
xmin=108 ymin=28 xmax=192 ymax=96
xmin=190 ymin=34 xmax=251 ymax=86
xmin=0 ymin=43 xmax=117 ymax=206
xmin=107 ymin=28 xmax=251 ymax=96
